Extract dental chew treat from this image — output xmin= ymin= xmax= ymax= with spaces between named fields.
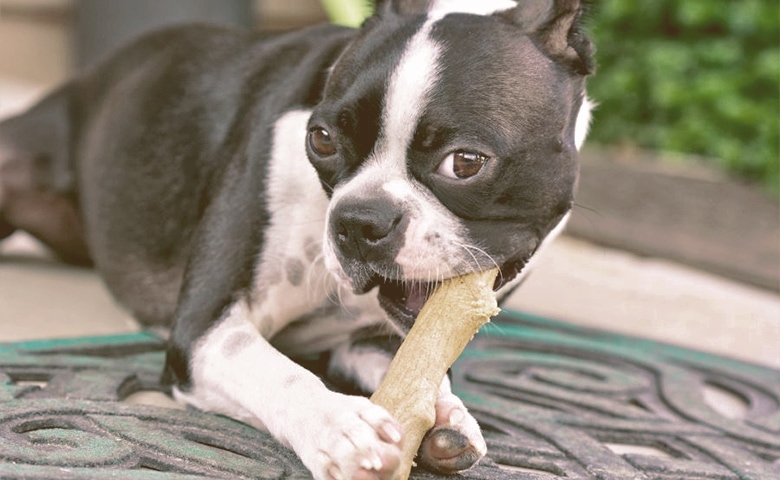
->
xmin=371 ymin=268 xmax=501 ymax=479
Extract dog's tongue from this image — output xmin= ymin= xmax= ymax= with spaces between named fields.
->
xmin=404 ymin=283 xmax=431 ymax=314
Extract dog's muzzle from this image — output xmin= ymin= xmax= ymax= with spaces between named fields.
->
xmin=330 ymin=193 xmax=408 ymax=270
xmin=328 ymin=193 xmax=527 ymax=332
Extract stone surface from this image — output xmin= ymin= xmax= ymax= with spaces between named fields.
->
xmin=1 ymin=313 xmax=778 ymax=479
xmin=570 ymin=148 xmax=780 ymax=293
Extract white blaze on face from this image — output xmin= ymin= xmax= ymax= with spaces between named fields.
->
xmin=377 ymin=0 xmax=518 ymax=168
xmin=361 ymin=10 xmax=459 ymax=280
xmin=369 ymin=0 xmax=521 ymax=172
xmin=374 ymin=19 xmax=440 ymax=171
xmin=327 ymin=1 xmax=531 ymax=283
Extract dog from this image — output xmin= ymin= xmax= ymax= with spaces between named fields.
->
xmin=0 ymin=0 xmax=593 ymax=478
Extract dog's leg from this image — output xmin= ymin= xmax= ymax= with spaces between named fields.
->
xmin=173 ymin=303 xmax=404 ymax=480
xmin=329 ymin=335 xmax=487 ymax=474
xmin=0 ymin=142 xmax=13 ymax=241
xmin=0 ymin=191 xmax=13 ymax=241
xmin=417 ymin=376 xmax=487 ymax=474
xmin=0 ymin=86 xmax=90 ymax=264
xmin=158 ymin=106 xmax=406 ymax=478
xmin=326 ymin=328 xmax=401 ymax=395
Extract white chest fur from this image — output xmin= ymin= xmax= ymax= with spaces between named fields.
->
xmin=246 ymin=110 xmax=390 ymax=351
xmin=248 ymin=110 xmax=333 ymax=338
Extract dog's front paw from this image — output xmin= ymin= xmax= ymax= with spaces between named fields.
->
xmin=302 ymin=394 xmax=403 ymax=480
xmin=417 ymin=396 xmax=486 ymax=474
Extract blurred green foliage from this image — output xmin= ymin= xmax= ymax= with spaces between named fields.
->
xmin=586 ymin=0 xmax=779 ymax=192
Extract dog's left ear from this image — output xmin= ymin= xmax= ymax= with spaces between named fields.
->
xmin=501 ymin=0 xmax=594 ymax=75
xmin=373 ymin=0 xmax=432 ymax=16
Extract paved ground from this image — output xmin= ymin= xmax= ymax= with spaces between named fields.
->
xmin=571 ymin=148 xmax=780 ymax=293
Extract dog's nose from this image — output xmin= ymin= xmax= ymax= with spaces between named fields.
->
xmin=331 ymin=196 xmax=405 ymax=260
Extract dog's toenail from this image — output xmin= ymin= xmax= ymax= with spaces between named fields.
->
xmin=327 ymin=464 xmax=345 ymax=480
xmin=370 ymin=452 xmax=383 ymax=470
xmin=427 ymin=428 xmax=469 ymax=457
xmin=381 ymin=422 xmax=402 ymax=444
xmin=448 ymin=408 xmax=465 ymax=425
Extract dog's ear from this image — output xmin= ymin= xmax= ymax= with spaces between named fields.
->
xmin=373 ymin=0 xmax=432 ymax=16
xmin=501 ymin=0 xmax=594 ymax=75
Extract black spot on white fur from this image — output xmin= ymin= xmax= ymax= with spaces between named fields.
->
xmin=221 ymin=331 xmax=255 ymax=358
xmin=286 ymin=257 xmax=305 ymax=286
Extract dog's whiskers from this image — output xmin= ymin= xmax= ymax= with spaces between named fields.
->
xmin=305 ymin=251 xmax=334 ymax=304
xmin=453 ymin=242 xmax=499 ymax=271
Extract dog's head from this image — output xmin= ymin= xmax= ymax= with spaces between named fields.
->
xmin=306 ymin=0 xmax=594 ymax=328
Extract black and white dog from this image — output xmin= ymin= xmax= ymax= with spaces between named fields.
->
xmin=0 ymin=0 xmax=593 ymax=478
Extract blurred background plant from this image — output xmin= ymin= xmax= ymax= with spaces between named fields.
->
xmin=585 ymin=0 xmax=779 ymax=194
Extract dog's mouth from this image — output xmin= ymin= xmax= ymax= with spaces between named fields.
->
xmin=370 ymin=259 xmax=527 ymax=332
xmin=377 ymin=280 xmax=435 ymax=332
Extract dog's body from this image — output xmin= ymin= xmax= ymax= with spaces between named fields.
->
xmin=0 ymin=1 xmax=593 ymax=478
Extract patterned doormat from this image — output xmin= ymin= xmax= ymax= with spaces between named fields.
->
xmin=1 ymin=311 xmax=778 ymax=479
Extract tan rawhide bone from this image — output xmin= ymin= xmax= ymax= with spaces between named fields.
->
xmin=370 ymin=268 xmax=500 ymax=480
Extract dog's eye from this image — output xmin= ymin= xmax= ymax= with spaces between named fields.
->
xmin=308 ymin=127 xmax=337 ymax=157
xmin=437 ymin=150 xmax=489 ymax=179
